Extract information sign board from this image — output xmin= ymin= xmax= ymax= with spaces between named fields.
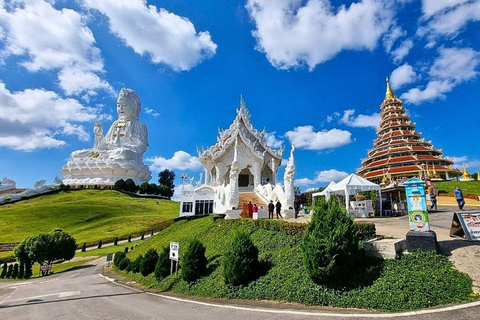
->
xmin=170 ymin=242 xmax=179 ymax=261
xmin=450 ymin=212 xmax=480 ymax=241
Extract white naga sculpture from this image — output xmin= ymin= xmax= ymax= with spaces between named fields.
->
xmin=61 ymin=88 xmax=151 ymax=186
xmin=283 ymin=142 xmax=296 ymax=209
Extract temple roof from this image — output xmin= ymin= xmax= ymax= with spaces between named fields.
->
xmin=198 ymin=96 xmax=284 ymax=164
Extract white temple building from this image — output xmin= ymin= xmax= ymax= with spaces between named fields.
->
xmin=179 ymin=97 xmax=296 ymax=218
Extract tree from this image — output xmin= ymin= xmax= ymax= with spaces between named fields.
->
xmin=140 ymin=249 xmax=159 ymax=276
xmin=149 ymin=183 xmax=159 ymax=195
xmin=18 ymin=261 xmax=24 ymax=279
xmin=158 ymin=169 xmax=175 ymax=197
xmin=301 ymin=197 xmax=360 ymax=284
xmin=155 ymin=246 xmax=170 ymax=281
xmin=181 ymin=239 xmax=207 ymax=282
xmin=12 ymin=263 xmax=19 ymax=279
xmin=158 ymin=185 xmax=174 ymax=199
xmin=6 ymin=264 xmax=13 ymax=278
xmin=139 ymin=181 xmax=150 ymax=194
xmin=114 ymin=179 xmax=126 ymax=191
xmin=124 ymin=179 xmax=137 ymax=193
xmin=0 ymin=262 xmax=6 ymax=278
xmin=223 ymin=232 xmax=259 ymax=286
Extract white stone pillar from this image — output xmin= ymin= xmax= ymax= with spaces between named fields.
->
xmin=252 ymin=161 xmax=261 ymax=187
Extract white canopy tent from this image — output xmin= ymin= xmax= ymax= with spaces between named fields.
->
xmin=313 ymin=174 xmax=381 ymax=213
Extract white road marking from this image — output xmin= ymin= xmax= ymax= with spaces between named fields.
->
xmin=58 ymin=291 xmax=81 ymax=298
xmin=7 ymin=291 xmax=82 ymax=303
xmin=0 ymin=287 xmax=18 ymax=305
xmin=98 ymin=273 xmax=480 ymax=318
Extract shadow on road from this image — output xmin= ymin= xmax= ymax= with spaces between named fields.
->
xmin=437 ymin=239 xmax=477 ymax=256
xmin=0 ymin=291 xmax=144 ymax=309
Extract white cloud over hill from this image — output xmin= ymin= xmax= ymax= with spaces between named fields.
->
xmin=147 ymin=151 xmax=202 ymax=172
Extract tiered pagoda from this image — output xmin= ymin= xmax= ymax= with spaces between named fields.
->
xmin=357 ymin=78 xmax=459 ymax=184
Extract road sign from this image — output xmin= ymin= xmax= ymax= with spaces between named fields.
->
xmin=170 ymin=242 xmax=179 ymax=261
xmin=106 ymin=253 xmax=113 ymax=262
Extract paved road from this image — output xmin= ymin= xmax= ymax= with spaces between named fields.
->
xmin=1 ymin=258 xmax=479 ymax=319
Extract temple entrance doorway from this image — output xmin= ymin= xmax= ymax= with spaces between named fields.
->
xmin=238 ymin=174 xmax=249 ymax=187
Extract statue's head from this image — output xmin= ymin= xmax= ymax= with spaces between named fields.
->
xmin=117 ymin=88 xmax=141 ymax=120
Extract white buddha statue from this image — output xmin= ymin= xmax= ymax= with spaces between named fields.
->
xmin=61 ymin=88 xmax=151 ymax=186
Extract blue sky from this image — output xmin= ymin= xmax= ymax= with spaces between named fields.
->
xmin=1 ymin=0 xmax=479 ymax=194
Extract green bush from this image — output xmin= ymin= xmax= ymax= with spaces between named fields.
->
xmin=6 ymin=264 xmax=13 ymax=278
xmin=139 ymin=182 xmax=150 ymax=194
xmin=355 ymin=222 xmax=376 ymax=240
xmin=114 ymin=179 xmax=126 ymax=191
xmin=223 ymin=232 xmax=259 ymax=286
xmin=128 ymin=234 xmax=132 ymax=242
xmin=124 ymin=179 xmax=137 ymax=193
xmin=12 ymin=263 xmax=19 ymax=278
xmin=118 ymin=257 xmax=130 ymax=271
xmin=0 ymin=262 xmax=6 ymax=278
xmin=130 ymin=255 xmax=143 ymax=273
xmin=98 ymin=240 xmax=102 ymax=249
xmin=114 ymin=251 xmax=126 ymax=267
xmin=24 ymin=262 xmax=32 ymax=278
xmin=301 ymin=197 xmax=360 ymax=284
xmin=114 ymin=237 xmax=118 ymax=246
xmin=124 ymin=247 xmax=129 ymax=253
xmin=141 ymin=233 xmax=144 ymax=240
xmin=155 ymin=246 xmax=171 ymax=281
xmin=81 ymin=242 xmax=86 ymax=252
xmin=140 ymin=249 xmax=159 ymax=276
xmin=181 ymin=239 xmax=207 ymax=282
xmin=18 ymin=261 xmax=24 ymax=279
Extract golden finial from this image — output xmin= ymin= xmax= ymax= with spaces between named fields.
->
xmin=463 ymin=165 xmax=471 ymax=180
xmin=385 ymin=77 xmax=396 ymax=100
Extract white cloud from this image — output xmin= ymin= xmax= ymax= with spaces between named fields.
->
xmin=450 ymin=155 xmax=480 ymax=169
xmin=145 ymin=107 xmax=160 ymax=118
xmin=246 ymin=0 xmax=395 ymax=70
xmin=0 ymin=0 xmax=112 ymax=96
xmin=382 ymin=25 xmax=405 ymax=53
xmin=339 ymin=110 xmax=380 ymax=128
xmin=265 ymin=131 xmax=283 ymax=148
xmin=84 ymin=0 xmax=217 ymax=71
xmin=285 ymin=125 xmax=352 ymax=150
xmin=419 ymin=0 xmax=480 ymax=39
xmin=146 ymin=151 xmax=202 ymax=172
xmin=390 ymin=63 xmax=418 ymax=89
xmin=401 ymin=47 xmax=480 ymax=104
xmin=0 ymin=81 xmax=101 ymax=151
xmin=391 ymin=39 xmax=413 ymax=63
xmin=295 ymin=169 xmax=349 ymax=187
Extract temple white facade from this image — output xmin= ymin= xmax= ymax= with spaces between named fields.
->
xmin=179 ymin=97 xmax=296 ymax=218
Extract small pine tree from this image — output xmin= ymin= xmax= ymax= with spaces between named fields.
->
xmin=12 ymin=263 xmax=19 ymax=279
xmin=151 ymin=230 xmax=154 ymax=237
xmin=181 ymin=239 xmax=207 ymax=282
xmin=0 ymin=262 xmax=7 ymax=278
xmin=114 ymin=251 xmax=126 ymax=267
xmin=18 ymin=261 xmax=24 ymax=279
xmin=81 ymin=242 xmax=86 ymax=252
xmin=98 ymin=240 xmax=102 ymax=249
xmin=124 ymin=247 xmax=129 ymax=253
xmin=114 ymin=237 xmax=119 ymax=246
xmin=130 ymin=255 xmax=143 ymax=273
xmin=6 ymin=264 xmax=13 ymax=278
xmin=223 ymin=232 xmax=259 ymax=286
xmin=141 ymin=233 xmax=144 ymax=240
xmin=118 ymin=257 xmax=130 ymax=271
xmin=24 ymin=261 xmax=32 ymax=279
xmin=301 ymin=197 xmax=360 ymax=284
xmin=140 ymin=249 xmax=159 ymax=276
xmin=155 ymin=246 xmax=171 ymax=281
xmin=128 ymin=234 xmax=132 ymax=242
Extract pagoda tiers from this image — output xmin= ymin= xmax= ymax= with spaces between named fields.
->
xmin=198 ymin=96 xmax=284 ymax=190
xmin=357 ymin=78 xmax=459 ymax=184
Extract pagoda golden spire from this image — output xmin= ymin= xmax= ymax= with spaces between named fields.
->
xmin=462 ymin=165 xmax=471 ymax=180
xmin=385 ymin=77 xmax=396 ymax=100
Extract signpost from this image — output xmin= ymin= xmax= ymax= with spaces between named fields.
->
xmin=450 ymin=212 xmax=480 ymax=241
xmin=170 ymin=242 xmax=179 ymax=275
xmin=106 ymin=253 xmax=113 ymax=267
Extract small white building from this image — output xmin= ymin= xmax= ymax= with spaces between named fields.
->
xmin=179 ymin=97 xmax=296 ymax=218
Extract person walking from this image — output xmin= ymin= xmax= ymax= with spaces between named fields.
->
xmin=429 ymin=190 xmax=437 ymax=211
xmin=275 ymin=200 xmax=283 ymax=219
xmin=454 ymin=186 xmax=465 ymax=210
xmin=268 ymin=200 xmax=274 ymax=219
xmin=247 ymin=201 xmax=253 ymax=218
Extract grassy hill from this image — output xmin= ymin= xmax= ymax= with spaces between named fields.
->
xmin=119 ymin=217 xmax=474 ymax=312
xmin=0 ymin=190 xmax=178 ymax=244
xmin=434 ymin=180 xmax=480 ymax=196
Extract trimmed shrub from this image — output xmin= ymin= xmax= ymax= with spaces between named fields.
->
xmin=181 ymin=239 xmax=207 ymax=282
xmin=24 ymin=262 xmax=32 ymax=279
xmin=151 ymin=230 xmax=154 ymax=237
xmin=98 ymin=240 xmax=102 ymax=249
xmin=124 ymin=247 xmax=129 ymax=253
xmin=114 ymin=237 xmax=119 ymax=246
xmin=223 ymin=232 xmax=259 ymax=286
xmin=139 ymin=181 xmax=150 ymax=194
xmin=155 ymin=246 xmax=170 ymax=281
xmin=140 ymin=249 xmax=159 ymax=276
xmin=128 ymin=234 xmax=132 ymax=242
xmin=6 ymin=264 xmax=13 ymax=278
xmin=124 ymin=179 xmax=137 ymax=193
xmin=130 ymin=255 xmax=143 ymax=273
xmin=12 ymin=263 xmax=18 ymax=279
xmin=1 ymin=262 xmax=7 ymax=278
xmin=301 ymin=197 xmax=360 ymax=284
xmin=355 ymin=222 xmax=376 ymax=240
xmin=118 ymin=257 xmax=130 ymax=271
xmin=114 ymin=251 xmax=126 ymax=267
xmin=18 ymin=261 xmax=24 ymax=279
xmin=141 ymin=233 xmax=145 ymax=240
xmin=114 ymin=179 xmax=126 ymax=191
xmin=81 ymin=242 xmax=86 ymax=252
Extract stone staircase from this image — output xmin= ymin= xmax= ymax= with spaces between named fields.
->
xmin=238 ymin=192 xmax=268 ymax=209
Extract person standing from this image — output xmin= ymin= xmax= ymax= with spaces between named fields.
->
xmin=247 ymin=201 xmax=253 ymax=218
xmin=294 ymin=200 xmax=299 ymax=219
xmin=454 ymin=186 xmax=465 ymax=210
xmin=275 ymin=200 xmax=283 ymax=219
xmin=429 ymin=190 xmax=437 ymax=211
xmin=242 ymin=200 xmax=248 ymax=218
xmin=268 ymin=200 xmax=275 ymax=219
xmin=252 ymin=203 xmax=258 ymax=217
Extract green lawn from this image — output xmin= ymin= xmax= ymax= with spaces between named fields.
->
xmin=117 ymin=216 xmax=475 ymax=312
xmin=0 ymin=190 xmax=179 ymax=244
xmin=434 ymin=181 xmax=480 ymax=196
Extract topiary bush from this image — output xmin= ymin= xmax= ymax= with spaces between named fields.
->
xmin=118 ymin=257 xmax=131 ymax=271
xmin=114 ymin=179 xmax=126 ymax=191
xmin=98 ymin=240 xmax=102 ymax=249
xmin=223 ymin=232 xmax=259 ymax=286
xmin=114 ymin=251 xmax=126 ymax=267
xmin=140 ymin=249 xmax=159 ymax=276
xmin=0 ymin=262 xmax=6 ymax=278
xmin=18 ymin=261 xmax=24 ymax=279
xmin=141 ymin=233 xmax=144 ymax=240
xmin=6 ymin=264 xmax=13 ymax=278
xmin=81 ymin=242 xmax=86 ymax=252
xmin=129 ymin=255 xmax=143 ymax=273
xmin=301 ymin=197 xmax=360 ymax=284
xmin=12 ymin=263 xmax=18 ymax=279
xmin=114 ymin=237 xmax=118 ymax=246
xmin=128 ymin=234 xmax=132 ymax=242
xmin=124 ymin=247 xmax=129 ymax=253
xmin=181 ymin=239 xmax=207 ymax=282
xmin=155 ymin=246 xmax=171 ymax=281
xmin=24 ymin=261 xmax=32 ymax=279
